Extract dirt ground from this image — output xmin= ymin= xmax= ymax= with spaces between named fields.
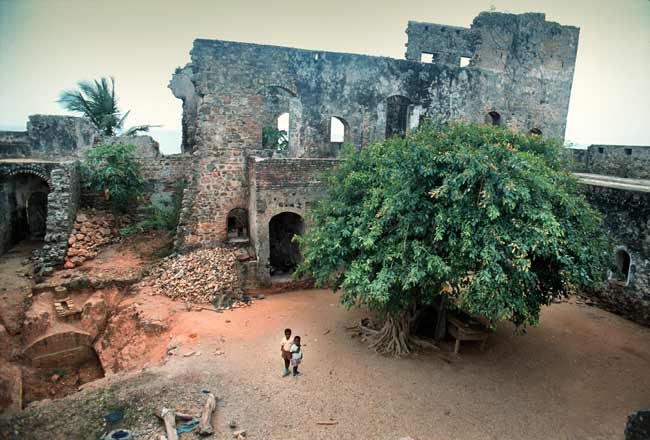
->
xmin=4 ymin=287 xmax=649 ymax=440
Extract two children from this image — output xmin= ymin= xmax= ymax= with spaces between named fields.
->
xmin=280 ymin=328 xmax=303 ymax=377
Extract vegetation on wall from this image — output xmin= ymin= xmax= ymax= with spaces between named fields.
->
xmin=296 ymin=122 xmax=610 ymax=355
xmin=58 ymin=77 xmax=158 ymax=136
xmin=121 ymin=181 xmax=186 ymax=236
xmin=262 ymin=126 xmax=288 ymax=152
xmin=82 ymin=143 xmax=144 ymax=214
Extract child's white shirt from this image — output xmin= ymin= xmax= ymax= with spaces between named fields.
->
xmin=290 ymin=343 xmax=302 ymax=359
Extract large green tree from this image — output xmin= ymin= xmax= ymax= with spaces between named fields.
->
xmin=295 ymin=122 xmax=609 ymax=355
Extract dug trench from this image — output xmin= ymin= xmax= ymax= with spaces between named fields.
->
xmin=0 ymin=228 xmax=256 ymax=413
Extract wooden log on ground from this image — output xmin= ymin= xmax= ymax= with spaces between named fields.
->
xmin=161 ymin=407 xmax=178 ymax=440
xmin=198 ymin=392 xmax=217 ymax=435
xmin=317 ymin=420 xmax=338 ymax=425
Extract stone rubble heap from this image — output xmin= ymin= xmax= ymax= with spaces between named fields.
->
xmin=64 ymin=209 xmax=130 ymax=269
xmin=146 ymin=247 xmax=240 ymax=304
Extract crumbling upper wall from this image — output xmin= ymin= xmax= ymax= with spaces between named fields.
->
xmin=406 ymin=12 xmax=579 ymax=137
xmin=405 ymin=21 xmax=476 ymax=65
xmin=0 ymin=115 xmax=98 ymax=160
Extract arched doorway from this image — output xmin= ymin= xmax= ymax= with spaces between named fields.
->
xmin=269 ymin=212 xmax=304 ymax=276
xmin=3 ymin=172 xmax=50 ymax=248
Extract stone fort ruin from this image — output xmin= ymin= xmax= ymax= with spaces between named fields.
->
xmin=1 ymin=11 xmax=648 ymax=325
xmin=169 ymin=11 xmax=579 ymax=285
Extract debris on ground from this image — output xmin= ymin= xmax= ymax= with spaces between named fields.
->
xmin=144 ymin=247 xmax=240 ymax=304
xmin=198 ymin=392 xmax=217 ymax=435
xmin=64 ymin=209 xmax=132 ymax=269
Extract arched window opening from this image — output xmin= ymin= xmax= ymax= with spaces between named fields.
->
xmin=487 ymin=111 xmax=501 ymax=126
xmin=227 ymin=208 xmax=249 ymax=241
xmin=330 ymin=116 xmax=347 ymax=143
xmin=612 ymin=249 xmax=631 ymax=285
xmin=269 ymin=212 xmax=304 ymax=276
xmin=386 ymin=95 xmax=411 ymax=138
xmin=529 ymin=128 xmax=542 ymax=136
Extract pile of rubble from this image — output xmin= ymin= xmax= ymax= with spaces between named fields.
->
xmin=146 ymin=247 xmax=240 ymax=304
xmin=64 ymin=209 xmax=130 ymax=269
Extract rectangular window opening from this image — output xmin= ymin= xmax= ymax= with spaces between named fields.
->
xmin=460 ymin=56 xmax=471 ymax=67
xmin=598 ymin=147 xmax=604 ymax=154
xmin=625 ymin=148 xmax=632 ymax=156
xmin=420 ymin=53 xmax=434 ymax=63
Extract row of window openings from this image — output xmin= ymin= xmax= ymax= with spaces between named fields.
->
xmin=275 ymin=111 xmax=541 ymax=145
xmin=597 ymin=147 xmax=633 ymax=156
xmin=421 ymin=53 xmax=471 ymax=67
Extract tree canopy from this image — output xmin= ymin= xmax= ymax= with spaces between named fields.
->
xmin=296 ymin=122 xmax=609 ymax=354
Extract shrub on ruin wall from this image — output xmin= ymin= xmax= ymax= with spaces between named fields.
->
xmin=82 ymin=143 xmax=144 ymax=214
xmin=296 ymin=122 xmax=610 ymax=355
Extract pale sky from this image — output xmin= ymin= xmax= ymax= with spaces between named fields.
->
xmin=0 ymin=0 xmax=648 ymax=154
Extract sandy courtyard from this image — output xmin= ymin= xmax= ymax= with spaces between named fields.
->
xmin=4 ymin=288 xmax=650 ymax=440
xmin=149 ymin=290 xmax=650 ymax=439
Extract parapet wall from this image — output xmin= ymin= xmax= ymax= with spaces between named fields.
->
xmin=571 ymin=145 xmax=650 ymax=180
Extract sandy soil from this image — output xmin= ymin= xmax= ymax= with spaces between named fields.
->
xmin=0 ymin=241 xmax=39 ymax=336
xmin=7 ymin=288 xmax=647 ymax=440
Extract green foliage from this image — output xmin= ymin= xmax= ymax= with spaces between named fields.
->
xmin=58 ymin=77 xmax=129 ymax=136
xmin=262 ymin=126 xmax=288 ymax=151
xmin=120 ymin=181 xmax=186 ymax=236
xmin=83 ymin=143 xmax=144 ymax=213
xmin=296 ymin=122 xmax=609 ymax=328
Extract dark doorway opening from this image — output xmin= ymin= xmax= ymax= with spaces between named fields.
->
xmin=487 ymin=111 xmax=501 ymax=126
xmin=2 ymin=173 xmax=50 ymax=253
xmin=386 ymin=95 xmax=410 ymax=139
xmin=227 ymin=208 xmax=249 ymax=241
xmin=269 ymin=212 xmax=304 ymax=276
xmin=613 ymin=249 xmax=631 ymax=285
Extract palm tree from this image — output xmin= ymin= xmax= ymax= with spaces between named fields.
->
xmin=58 ymin=77 xmax=130 ymax=136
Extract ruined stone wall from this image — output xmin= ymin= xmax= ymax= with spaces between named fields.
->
xmin=171 ymin=12 xmax=579 ymax=249
xmin=581 ymin=184 xmax=650 ymax=326
xmin=34 ymin=162 xmax=80 ymax=274
xmin=0 ymin=116 xmax=98 ymax=160
xmin=248 ymin=157 xmax=338 ymax=285
xmin=571 ymin=145 xmax=650 ymax=180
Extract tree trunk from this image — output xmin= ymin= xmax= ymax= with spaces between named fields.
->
xmin=367 ymin=305 xmax=418 ymax=356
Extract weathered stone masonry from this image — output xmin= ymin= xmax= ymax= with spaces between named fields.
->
xmin=171 ymin=12 xmax=580 ymax=288
xmin=0 ymin=116 xmax=191 ymax=271
xmin=571 ymin=145 xmax=650 ymax=326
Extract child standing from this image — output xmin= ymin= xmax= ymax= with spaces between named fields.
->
xmin=281 ymin=328 xmax=292 ymax=377
xmin=290 ymin=335 xmax=303 ymax=376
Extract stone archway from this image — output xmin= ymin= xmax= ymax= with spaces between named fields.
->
xmin=268 ymin=212 xmax=304 ymax=276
